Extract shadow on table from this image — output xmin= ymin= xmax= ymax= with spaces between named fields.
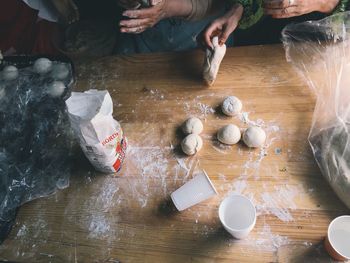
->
xmin=176 ymin=51 xmax=203 ymax=83
xmin=157 ymin=197 xmax=178 ymax=218
xmin=277 ymin=241 xmax=333 ymax=263
xmin=191 ymin=226 xmax=236 ymax=256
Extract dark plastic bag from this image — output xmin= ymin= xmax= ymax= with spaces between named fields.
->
xmin=0 ymin=56 xmax=75 ymax=226
xmin=282 ymin=12 xmax=350 ymax=209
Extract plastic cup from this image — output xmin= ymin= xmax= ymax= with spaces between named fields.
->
xmin=171 ymin=171 xmax=218 ymax=211
xmin=219 ymin=194 xmax=256 ymax=239
xmin=324 ymin=215 xmax=350 ymax=261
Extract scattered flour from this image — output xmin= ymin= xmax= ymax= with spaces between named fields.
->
xmin=232 ymin=180 xmax=248 ymax=194
xmin=257 ymin=185 xmax=300 ymax=222
xmin=197 ymin=102 xmax=215 ymax=119
xmin=5 ymin=73 xmax=310 ymax=260
xmin=239 ymin=112 xmax=265 ymax=127
xmin=16 ymin=225 xmax=27 ymax=237
xmin=88 ymin=214 xmax=111 ymax=239
xmin=259 ymin=224 xmax=290 ymax=251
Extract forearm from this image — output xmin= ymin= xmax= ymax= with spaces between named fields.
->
xmin=165 ymin=0 xmax=192 ymax=18
xmin=185 ymin=0 xmax=222 ymax=21
xmin=229 ymin=0 xmax=263 ymax=29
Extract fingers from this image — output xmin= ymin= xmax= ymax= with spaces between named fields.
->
xmin=120 ymin=26 xmax=147 ymax=34
xmin=204 ymin=21 xmax=223 ymax=49
xmin=123 ymin=8 xmax=155 ymax=19
xmin=119 ymin=18 xmax=152 ymax=33
xmin=120 ymin=18 xmax=150 ymax=28
xmin=219 ymin=22 xmax=237 ymax=46
xmin=263 ymin=0 xmax=291 ymax=8
xmin=217 ymin=4 xmax=243 ymax=45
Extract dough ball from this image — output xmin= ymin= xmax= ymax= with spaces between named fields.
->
xmin=243 ymin=126 xmax=266 ymax=148
xmin=182 ymin=117 xmax=203 ymax=135
xmin=2 ymin=65 xmax=18 ymax=81
xmin=217 ymin=124 xmax=241 ymax=145
xmin=47 ymin=81 xmax=66 ymax=97
xmin=33 ymin=58 xmax=52 ymax=74
xmin=222 ymin=96 xmax=242 ymax=116
xmin=181 ymin=134 xmax=203 ymax=155
xmin=51 ymin=64 xmax=70 ymax=80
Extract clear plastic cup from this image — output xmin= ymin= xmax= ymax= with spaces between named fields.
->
xmin=171 ymin=170 xmax=218 ymax=211
xmin=219 ymin=194 xmax=256 ymax=239
xmin=324 ymin=215 xmax=350 ymax=261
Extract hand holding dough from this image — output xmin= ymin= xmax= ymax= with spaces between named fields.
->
xmin=203 ymin=36 xmax=226 ymax=86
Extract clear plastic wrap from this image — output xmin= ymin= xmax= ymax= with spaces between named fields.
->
xmin=0 ymin=56 xmax=75 ymax=225
xmin=282 ymin=12 xmax=350 ymax=209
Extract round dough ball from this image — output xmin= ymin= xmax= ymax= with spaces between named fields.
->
xmin=217 ymin=124 xmax=241 ymax=145
xmin=222 ymin=96 xmax=242 ymax=116
xmin=33 ymin=58 xmax=52 ymax=74
xmin=181 ymin=134 xmax=203 ymax=155
xmin=182 ymin=117 xmax=203 ymax=135
xmin=2 ymin=65 xmax=18 ymax=81
xmin=51 ymin=64 xmax=69 ymax=80
xmin=243 ymin=126 xmax=266 ymax=148
xmin=47 ymin=81 xmax=66 ymax=97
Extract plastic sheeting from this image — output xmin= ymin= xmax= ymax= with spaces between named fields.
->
xmin=282 ymin=12 xmax=350 ymax=209
xmin=0 ymin=56 xmax=75 ymax=231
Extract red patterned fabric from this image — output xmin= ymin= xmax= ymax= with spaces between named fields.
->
xmin=0 ymin=0 xmax=61 ymax=55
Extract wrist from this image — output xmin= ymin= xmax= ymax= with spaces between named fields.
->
xmin=166 ymin=0 xmax=192 ymax=18
xmin=318 ymin=0 xmax=340 ymax=13
xmin=226 ymin=3 xmax=243 ymax=20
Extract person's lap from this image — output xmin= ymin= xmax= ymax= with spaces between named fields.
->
xmin=114 ymin=10 xmax=233 ymax=54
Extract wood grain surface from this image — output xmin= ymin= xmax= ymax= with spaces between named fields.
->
xmin=0 ymin=44 xmax=349 ymax=263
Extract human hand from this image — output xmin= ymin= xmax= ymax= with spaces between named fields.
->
xmin=202 ymin=4 xmax=243 ymax=49
xmin=119 ymin=0 xmax=168 ymax=34
xmin=263 ymin=0 xmax=340 ymax=19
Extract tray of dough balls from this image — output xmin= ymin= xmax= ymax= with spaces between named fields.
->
xmin=0 ymin=55 xmax=74 ymax=100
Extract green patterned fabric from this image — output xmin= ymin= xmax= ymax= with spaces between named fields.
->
xmin=230 ymin=0 xmax=350 ymax=30
xmin=230 ymin=0 xmax=263 ymax=29
xmin=333 ymin=0 xmax=350 ymax=13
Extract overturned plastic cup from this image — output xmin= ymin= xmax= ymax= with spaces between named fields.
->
xmin=171 ymin=170 xmax=218 ymax=211
xmin=324 ymin=215 xmax=350 ymax=261
xmin=219 ymin=194 xmax=256 ymax=239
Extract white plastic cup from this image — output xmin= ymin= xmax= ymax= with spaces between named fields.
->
xmin=171 ymin=171 xmax=218 ymax=211
xmin=219 ymin=194 xmax=256 ymax=239
xmin=324 ymin=215 xmax=350 ymax=261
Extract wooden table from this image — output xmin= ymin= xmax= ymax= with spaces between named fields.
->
xmin=0 ymin=45 xmax=348 ymax=263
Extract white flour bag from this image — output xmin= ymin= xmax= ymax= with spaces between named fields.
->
xmin=66 ymin=89 xmax=127 ymax=174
